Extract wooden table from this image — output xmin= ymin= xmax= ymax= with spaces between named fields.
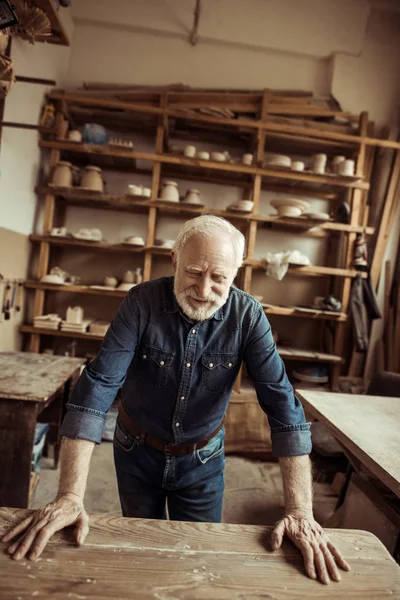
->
xmin=0 ymin=509 xmax=399 ymax=599
xmin=0 ymin=352 xmax=85 ymax=508
xmin=296 ymin=389 xmax=400 ymax=498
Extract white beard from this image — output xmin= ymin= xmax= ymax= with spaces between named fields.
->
xmin=174 ymin=279 xmax=229 ymax=321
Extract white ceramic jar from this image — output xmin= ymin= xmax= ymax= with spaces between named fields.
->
xmin=312 ymin=153 xmax=327 ymax=174
xmin=68 ymin=130 xmax=83 ymax=142
xmin=161 ymin=181 xmax=179 ymax=202
xmin=338 ymin=159 xmax=355 ymax=177
xmin=242 ymin=153 xmax=253 ymax=166
xmin=51 ymin=161 xmax=73 ymax=187
xmin=184 ymin=189 xmax=201 ymax=204
xmin=184 ymin=145 xmax=196 ymax=158
xmin=81 ymin=165 xmax=104 ymax=192
xmin=332 ymin=155 xmax=346 ymax=174
xmin=291 ymin=161 xmax=305 ymax=172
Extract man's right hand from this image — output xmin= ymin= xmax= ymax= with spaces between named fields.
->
xmin=1 ymin=494 xmax=89 ymax=561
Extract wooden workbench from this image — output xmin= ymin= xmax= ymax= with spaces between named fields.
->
xmin=1 ymin=509 xmax=399 ymax=599
xmin=0 ymin=352 xmax=85 ymax=508
xmin=296 ymin=389 xmax=400 ymax=498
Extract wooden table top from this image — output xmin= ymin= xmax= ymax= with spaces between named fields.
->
xmin=296 ymin=389 xmax=400 ymax=498
xmin=1 ymin=509 xmax=399 ymax=599
xmin=0 ymin=352 xmax=85 ymax=402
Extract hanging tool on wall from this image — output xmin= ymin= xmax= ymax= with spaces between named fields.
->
xmin=2 ymin=278 xmax=12 ymax=320
xmin=15 ymin=280 xmax=23 ymax=312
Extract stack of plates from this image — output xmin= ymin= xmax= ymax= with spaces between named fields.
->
xmin=89 ymin=321 xmax=110 ymax=336
xmin=61 ymin=319 xmax=92 ymax=333
xmin=264 ymin=154 xmax=291 ymax=168
xmin=34 ymin=315 xmax=61 ymax=330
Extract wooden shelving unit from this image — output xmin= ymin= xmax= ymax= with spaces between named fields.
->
xmin=32 ymin=0 xmax=70 ymax=46
xmin=23 ymin=88 xmax=384 ymax=389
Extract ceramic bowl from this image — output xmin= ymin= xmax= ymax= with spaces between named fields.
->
xmin=197 ymin=151 xmax=210 ymax=160
xmin=124 ymin=236 xmax=145 ymax=246
xmin=227 ymin=200 xmax=254 ymax=213
xmin=41 ymin=274 xmax=66 ymax=285
xmin=265 ymin=154 xmax=291 ymax=168
xmin=211 ymin=152 xmax=226 ymax=162
xmin=270 ymin=198 xmax=310 ymax=217
xmin=117 ymin=283 xmax=136 ymax=292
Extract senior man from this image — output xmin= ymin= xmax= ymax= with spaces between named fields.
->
xmin=3 ymin=215 xmax=349 ymax=584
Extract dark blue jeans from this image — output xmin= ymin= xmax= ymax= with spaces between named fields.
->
xmin=113 ymin=418 xmax=225 ymax=522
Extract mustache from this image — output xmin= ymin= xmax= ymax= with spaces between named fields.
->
xmin=184 ymin=287 xmax=220 ymax=303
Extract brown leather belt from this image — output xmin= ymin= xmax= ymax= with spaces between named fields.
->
xmin=118 ymin=402 xmax=225 ymax=457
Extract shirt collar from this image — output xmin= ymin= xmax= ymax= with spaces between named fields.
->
xmin=164 ymin=277 xmax=226 ymax=321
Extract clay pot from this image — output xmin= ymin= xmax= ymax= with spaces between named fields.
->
xmin=81 ymin=165 xmax=103 ymax=192
xmin=183 ymin=189 xmax=201 ymax=205
xmin=51 ymin=161 xmax=73 ymax=187
xmin=161 ymin=181 xmax=179 ymax=202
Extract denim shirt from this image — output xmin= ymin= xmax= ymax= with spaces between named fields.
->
xmin=60 ymin=276 xmax=311 ymax=457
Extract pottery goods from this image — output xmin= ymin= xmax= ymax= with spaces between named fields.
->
xmin=34 ymin=314 xmax=62 ymax=330
xmin=103 ymin=276 xmax=118 ymax=288
xmin=184 ymin=145 xmax=196 ymax=158
xmin=51 ymin=227 xmax=67 ymax=237
xmin=109 ymin=138 xmax=134 ymax=149
xmin=291 ymin=161 xmax=305 ymax=172
xmin=61 ymin=319 xmax=92 ymax=333
xmin=135 ymin=267 xmax=143 ymax=284
xmin=123 ymin=235 xmax=145 ymax=246
xmin=332 ymin=155 xmax=346 ymax=173
xmin=287 ymin=249 xmax=311 ymax=266
xmin=160 ymin=181 xmax=179 ymax=202
xmin=82 ymin=123 xmax=108 ymax=145
xmin=312 ymin=153 xmax=327 ymax=174
xmin=183 ymin=189 xmax=202 ymax=205
xmin=227 ymin=200 xmax=254 ymax=213
xmin=68 ymin=130 xmax=82 ymax=142
xmin=242 ymin=153 xmax=253 ymax=166
xmin=123 ymin=270 xmax=136 ymax=284
xmin=117 ymin=282 xmax=136 ymax=292
xmin=155 ymin=239 xmax=175 ymax=249
xmin=211 ymin=151 xmax=226 ymax=162
xmin=66 ymin=306 xmax=84 ymax=325
xmin=270 ymin=198 xmax=310 ymax=217
xmin=89 ymin=321 xmax=110 ymax=336
xmin=197 ymin=151 xmax=210 ymax=160
xmin=51 ymin=161 xmax=73 ymax=187
xmin=338 ymin=159 xmax=355 ymax=176
xmin=81 ymin=165 xmax=103 ymax=192
xmin=142 ymin=187 xmax=151 ymax=198
xmin=40 ymin=274 xmax=66 ymax=285
xmin=264 ymin=154 xmax=291 ymax=168
xmin=302 ymin=212 xmax=330 ymax=221
xmin=128 ymin=184 xmax=142 ymax=196
xmin=73 ymin=227 xmax=103 ymax=241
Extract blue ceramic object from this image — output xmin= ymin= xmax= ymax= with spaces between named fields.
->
xmin=82 ymin=123 xmax=109 ymax=145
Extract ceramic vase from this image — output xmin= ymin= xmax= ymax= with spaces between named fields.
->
xmin=81 ymin=166 xmax=104 ymax=192
xmin=51 ymin=161 xmax=73 ymax=187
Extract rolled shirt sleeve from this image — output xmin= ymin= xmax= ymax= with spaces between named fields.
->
xmin=243 ymin=304 xmax=312 ymax=457
xmin=59 ymin=291 xmax=140 ymax=443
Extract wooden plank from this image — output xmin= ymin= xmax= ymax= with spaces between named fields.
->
xmin=38 ymin=140 xmax=370 ymax=190
xmin=371 ymin=150 xmax=400 ymax=287
xmin=21 ymin=325 xmax=103 ymax=342
xmin=29 ymin=235 xmax=147 ymax=253
xmin=0 ymin=353 xmax=84 ymax=402
xmin=249 ymin=259 xmax=368 ymax=279
xmin=278 ymin=348 xmax=342 ymax=363
xmin=47 ymin=91 xmax=400 ymax=150
xmin=264 ymin=305 xmax=347 ymax=322
xmin=1 ymin=510 xmax=400 ymax=599
xmin=296 ymin=389 xmax=400 ymax=498
xmin=24 ymin=281 xmax=128 ymax=298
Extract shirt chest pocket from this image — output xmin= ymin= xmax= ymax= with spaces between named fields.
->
xmin=201 ymin=353 xmax=239 ymax=393
xmin=139 ymin=345 xmax=175 ymax=387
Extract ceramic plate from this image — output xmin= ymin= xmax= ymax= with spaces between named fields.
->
xmin=226 ymin=205 xmax=253 ymax=213
xmin=72 ymin=234 xmax=102 ymax=242
xmin=270 ymin=198 xmax=310 ymax=212
xmin=302 ymin=212 xmax=331 ymax=221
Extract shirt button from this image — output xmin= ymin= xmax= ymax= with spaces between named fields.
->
xmin=143 ymin=354 xmax=147 ymax=359
xmin=186 ymin=362 xmax=191 ymax=368
xmin=180 ymin=396 xmax=185 ymax=400
xmin=176 ymin=422 xmax=180 ymax=427
xmin=209 ymin=362 xmax=214 ymax=368
xmin=228 ymin=362 xmax=232 ymax=367
xmin=192 ymin=329 xmax=196 ymax=334
xmin=160 ymin=360 xmax=165 ymax=366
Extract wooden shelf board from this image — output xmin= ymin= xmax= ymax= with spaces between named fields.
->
xmin=277 ymin=347 xmax=343 ymax=363
xmin=32 ymin=0 xmax=70 ymax=46
xmin=29 ymin=235 xmax=146 ymax=253
xmin=47 ymin=90 xmax=400 ymax=150
xmin=20 ymin=326 xmax=103 ymax=341
xmin=39 ymin=140 xmax=369 ymax=190
xmin=24 ymin=281 xmax=127 ymax=298
xmin=263 ymin=305 xmax=347 ymax=322
xmin=249 ymin=259 xmax=368 ymax=279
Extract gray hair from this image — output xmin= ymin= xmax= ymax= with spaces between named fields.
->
xmin=172 ymin=215 xmax=245 ymax=269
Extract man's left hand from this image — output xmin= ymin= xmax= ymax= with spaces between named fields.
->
xmin=270 ymin=514 xmax=351 ymax=584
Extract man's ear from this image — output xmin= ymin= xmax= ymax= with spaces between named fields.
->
xmin=171 ymin=252 xmax=177 ymax=272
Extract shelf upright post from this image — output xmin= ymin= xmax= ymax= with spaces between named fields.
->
xmin=30 ymin=102 xmax=64 ymax=352
xmin=143 ymin=92 xmax=167 ymax=282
